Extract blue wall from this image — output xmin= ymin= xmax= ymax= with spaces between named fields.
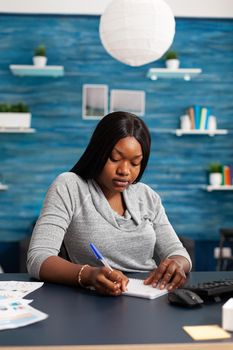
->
xmin=0 ymin=15 xmax=232 ymax=259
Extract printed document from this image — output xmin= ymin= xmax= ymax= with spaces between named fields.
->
xmin=0 ymin=281 xmax=47 ymax=330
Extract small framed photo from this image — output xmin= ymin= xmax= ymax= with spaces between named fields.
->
xmin=110 ymin=89 xmax=145 ymax=116
xmin=82 ymin=84 xmax=108 ymax=119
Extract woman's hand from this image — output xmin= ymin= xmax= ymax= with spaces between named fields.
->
xmin=82 ymin=266 xmax=129 ymax=296
xmin=144 ymin=257 xmax=188 ymax=291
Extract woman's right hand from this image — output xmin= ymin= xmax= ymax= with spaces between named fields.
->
xmin=82 ymin=266 xmax=128 ymax=296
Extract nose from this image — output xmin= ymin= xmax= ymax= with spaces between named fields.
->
xmin=116 ymin=161 xmax=130 ymax=176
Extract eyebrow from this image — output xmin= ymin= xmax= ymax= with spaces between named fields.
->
xmin=113 ymin=147 xmax=143 ymax=159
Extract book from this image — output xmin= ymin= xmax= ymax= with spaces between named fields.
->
xmin=193 ymin=105 xmax=201 ymax=129
xmin=223 ymin=166 xmax=232 ymax=185
xmin=123 ymin=278 xmax=168 ymax=299
xmin=200 ymin=107 xmax=211 ymax=130
xmin=187 ymin=107 xmax=195 ymax=129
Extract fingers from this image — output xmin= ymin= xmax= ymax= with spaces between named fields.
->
xmin=94 ymin=267 xmax=128 ymax=296
xmin=144 ymin=259 xmax=187 ymax=291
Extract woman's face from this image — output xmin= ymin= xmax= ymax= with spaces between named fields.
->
xmin=96 ymin=136 xmax=143 ymax=198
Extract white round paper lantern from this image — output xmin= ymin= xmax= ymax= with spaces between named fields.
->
xmin=99 ymin=0 xmax=175 ymax=67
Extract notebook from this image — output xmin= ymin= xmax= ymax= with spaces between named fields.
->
xmin=123 ymin=278 xmax=168 ymax=299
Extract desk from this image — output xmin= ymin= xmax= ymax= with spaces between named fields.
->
xmin=0 ymin=272 xmax=233 ymax=350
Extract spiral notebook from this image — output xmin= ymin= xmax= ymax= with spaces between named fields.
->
xmin=123 ymin=278 xmax=168 ymax=299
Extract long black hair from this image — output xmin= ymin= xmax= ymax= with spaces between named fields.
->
xmin=70 ymin=111 xmax=151 ymax=183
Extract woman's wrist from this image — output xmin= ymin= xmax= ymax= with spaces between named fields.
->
xmin=168 ymin=255 xmax=190 ymax=273
xmin=77 ymin=264 xmax=94 ymax=288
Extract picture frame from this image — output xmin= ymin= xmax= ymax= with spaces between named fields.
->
xmin=110 ymin=89 xmax=145 ymax=116
xmin=82 ymin=84 xmax=108 ymax=120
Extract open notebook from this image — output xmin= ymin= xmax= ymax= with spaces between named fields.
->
xmin=123 ymin=278 xmax=168 ymax=299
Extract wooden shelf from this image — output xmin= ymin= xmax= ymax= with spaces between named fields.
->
xmin=0 ymin=183 xmax=8 ymax=191
xmin=174 ymin=129 xmax=228 ymax=136
xmin=206 ymin=185 xmax=233 ymax=192
xmin=147 ymin=68 xmax=202 ymax=80
xmin=0 ymin=127 xmax=35 ymax=133
xmin=9 ymin=65 xmax=64 ymax=77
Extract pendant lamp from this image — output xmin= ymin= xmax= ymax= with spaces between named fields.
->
xmin=99 ymin=0 xmax=175 ymax=67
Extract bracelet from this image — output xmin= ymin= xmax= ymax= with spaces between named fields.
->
xmin=78 ymin=264 xmax=90 ymax=288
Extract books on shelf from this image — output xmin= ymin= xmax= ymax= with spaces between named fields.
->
xmin=222 ymin=166 xmax=232 ymax=186
xmin=209 ymin=164 xmax=233 ymax=187
xmin=183 ymin=105 xmax=215 ymax=131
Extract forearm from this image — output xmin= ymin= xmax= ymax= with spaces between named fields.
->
xmin=39 ymin=256 xmax=128 ymax=296
xmin=168 ymin=255 xmax=191 ymax=273
xmin=39 ymin=256 xmax=85 ymax=286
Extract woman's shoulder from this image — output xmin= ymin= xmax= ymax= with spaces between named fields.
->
xmin=126 ymin=182 xmax=162 ymax=215
xmin=51 ymin=172 xmax=87 ymax=191
xmin=54 ymin=172 xmax=84 ymax=184
xmin=129 ymin=182 xmax=160 ymax=201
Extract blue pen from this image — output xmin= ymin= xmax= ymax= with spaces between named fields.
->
xmin=90 ymin=243 xmax=113 ymax=271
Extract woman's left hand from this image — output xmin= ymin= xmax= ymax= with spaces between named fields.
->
xmin=144 ymin=258 xmax=187 ymax=291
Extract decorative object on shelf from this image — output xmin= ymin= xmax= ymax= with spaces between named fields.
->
xmin=164 ymin=50 xmax=180 ymax=69
xmin=33 ymin=44 xmax=47 ymax=67
xmin=222 ymin=165 xmax=232 ymax=186
xmin=0 ymin=102 xmax=32 ymax=130
xmin=99 ymin=0 xmax=175 ymax=67
xmin=208 ymin=163 xmax=223 ymax=186
xmin=181 ymin=105 xmax=222 ymax=133
xmin=9 ymin=65 xmax=64 ymax=77
xmin=208 ymin=115 xmax=217 ymax=131
xmin=147 ymin=68 xmax=201 ymax=81
xmin=180 ymin=114 xmax=191 ymax=131
xmin=175 ymin=106 xmax=227 ymax=136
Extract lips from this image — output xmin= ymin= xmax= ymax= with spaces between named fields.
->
xmin=113 ymin=179 xmax=129 ymax=188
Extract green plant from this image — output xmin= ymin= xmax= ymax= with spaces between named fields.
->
xmin=0 ymin=102 xmax=29 ymax=113
xmin=208 ymin=162 xmax=222 ymax=173
xmin=164 ymin=50 xmax=178 ymax=60
xmin=34 ymin=44 xmax=46 ymax=57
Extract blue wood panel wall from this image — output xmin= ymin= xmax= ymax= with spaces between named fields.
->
xmin=0 ymin=15 xmax=232 ymax=246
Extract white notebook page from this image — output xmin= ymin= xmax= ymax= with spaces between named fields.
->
xmin=123 ymin=278 xmax=168 ymax=299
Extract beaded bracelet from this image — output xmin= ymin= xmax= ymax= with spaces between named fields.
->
xmin=78 ymin=264 xmax=90 ymax=288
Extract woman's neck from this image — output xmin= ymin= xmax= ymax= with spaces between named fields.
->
xmin=107 ymin=193 xmax=126 ymax=216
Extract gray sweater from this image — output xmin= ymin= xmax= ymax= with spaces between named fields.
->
xmin=27 ymin=172 xmax=191 ymax=279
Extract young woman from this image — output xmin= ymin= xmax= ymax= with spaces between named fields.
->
xmin=27 ymin=111 xmax=191 ymax=296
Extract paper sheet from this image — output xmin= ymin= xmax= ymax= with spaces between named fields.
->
xmin=0 ymin=281 xmax=44 ymax=298
xmin=0 ymin=281 xmax=47 ymax=330
xmin=123 ymin=278 xmax=168 ymax=299
xmin=0 ymin=299 xmax=48 ymax=330
xmin=183 ymin=325 xmax=231 ymax=340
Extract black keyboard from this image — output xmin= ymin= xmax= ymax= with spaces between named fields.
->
xmin=184 ymin=279 xmax=233 ymax=299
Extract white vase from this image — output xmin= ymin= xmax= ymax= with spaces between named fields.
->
xmin=33 ymin=56 xmax=47 ymax=67
xmin=165 ymin=59 xmax=180 ymax=69
xmin=208 ymin=115 xmax=217 ymax=130
xmin=209 ymin=173 xmax=222 ymax=186
xmin=0 ymin=113 xmax=31 ymax=128
xmin=180 ymin=115 xmax=191 ymax=130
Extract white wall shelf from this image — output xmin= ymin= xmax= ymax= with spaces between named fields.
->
xmin=174 ymin=129 xmax=228 ymax=136
xmin=147 ymin=68 xmax=202 ymax=81
xmin=206 ymin=185 xmax=233 ymax=192
xmin=0 ymin=127 xmax=36 ymax=133
xmin=0 ymin=183 xmax=8 ymax=191
xmin=9 ymin=65 xmax=64 ymax=77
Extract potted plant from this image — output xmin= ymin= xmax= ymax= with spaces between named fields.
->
xmin=0 ymin=102 xmax=31 ymax=129
xmin=208 ymin=162 xmax=222 ymax=186
xmin=33 ymin=44 xmax=47 ymax=67
xmin=164 ymin=50 xmax=180 ymax=69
